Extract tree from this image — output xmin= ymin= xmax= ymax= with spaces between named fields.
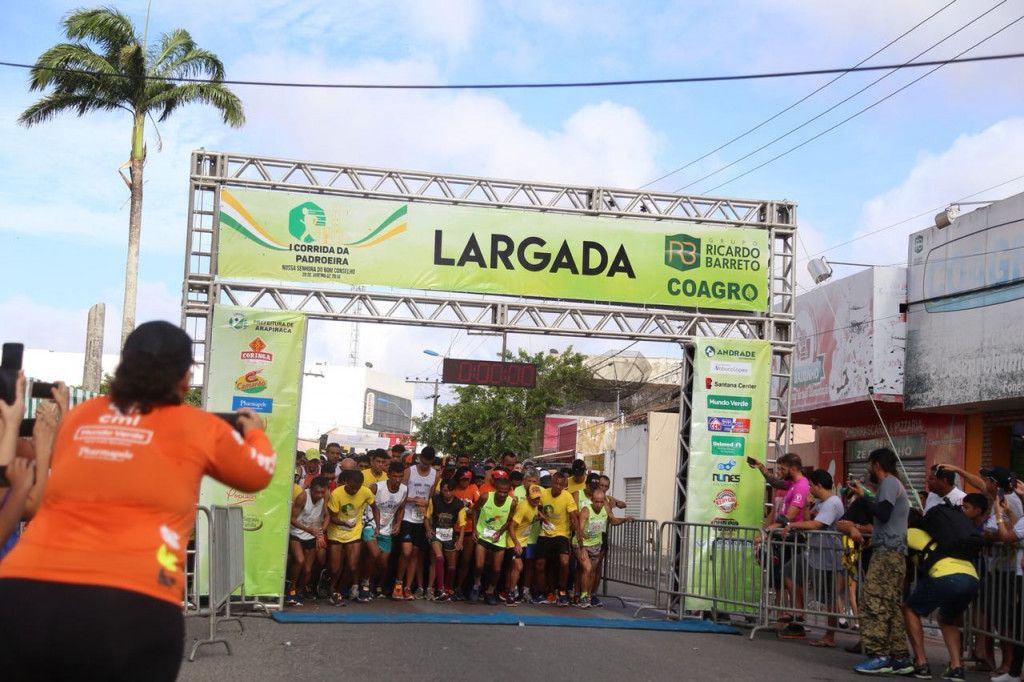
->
xmin=97 ymin=371 xmax=201 ymax=407
xmin=20 ymin=7 xmax=245 ymax=348
xmin=414 ymin=348 xmax=590 ymax=457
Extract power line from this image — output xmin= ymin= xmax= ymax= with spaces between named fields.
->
xmin=701 ymin=13 xmax=1024 ymax=194
xmin=639 ymin=0 xmax=958 ymax=190
xmin=2 ymin=52 xmax=1024 ymax=91
xmin=679 ymin=1 xmax=1012 ymax=193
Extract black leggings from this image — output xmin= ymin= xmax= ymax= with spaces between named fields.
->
xmin=0 ymin=578 xmax=184 ymax=682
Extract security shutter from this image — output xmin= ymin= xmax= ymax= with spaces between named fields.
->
xmin=623 ymin=477 xmax=643 ymax=515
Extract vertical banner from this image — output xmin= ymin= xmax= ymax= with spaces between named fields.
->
xmin=200 ymin=305 xmax=306 ymax=598
xmin=684 ymin=338 xmax=772 ymax=610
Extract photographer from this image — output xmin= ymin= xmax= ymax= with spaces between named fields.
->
xmin=0 ymin=372 xmax=31 ymax=549
xmin=0 ymin=322 xmax=277 ymax=682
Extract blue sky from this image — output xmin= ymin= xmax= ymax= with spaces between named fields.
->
xmin=1 ymin=1 xmax=1022 ymax=411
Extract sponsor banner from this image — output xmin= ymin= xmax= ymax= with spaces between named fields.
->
xmin=216 ymin=188 xmax=770 ymax=313
xmin=685 ymin=338 xmax=772 ymax=611
xmin=200 ymin=306 xmax=306 ymax=598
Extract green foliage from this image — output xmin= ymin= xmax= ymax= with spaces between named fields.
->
xmin=97 ymin=371 xmax=202 ymax=406
xmin=414 ymin=348 xmax=589 ymax=458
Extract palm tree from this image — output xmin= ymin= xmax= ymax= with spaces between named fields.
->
xmin=19 ymin=7 xmax=245 ymax=348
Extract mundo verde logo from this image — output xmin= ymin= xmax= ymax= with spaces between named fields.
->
xmin=289 ymin=202 xmax=325 ymax=244
xmin=665 ymin=234 xmax=701 ymax=272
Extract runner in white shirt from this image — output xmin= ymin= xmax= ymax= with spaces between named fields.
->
xmin=394 ymin=447 xmax=438 ymax=600
xmin=365 ymin=462 xmax=407 ymax=600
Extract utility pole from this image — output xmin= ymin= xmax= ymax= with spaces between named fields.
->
xmin=406 ymin=377 xmax=440 ymax=418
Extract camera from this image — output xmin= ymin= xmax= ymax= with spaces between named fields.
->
xmin=214 ymin=412 xmax=244 ymax=434
xmin=0 ymin=343 xmax=24 ymax=405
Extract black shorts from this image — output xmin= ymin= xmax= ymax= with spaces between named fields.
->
xmin=478 ymin=539 xmax=506 ymax=554
xmin=536 ymin=536 xmax=571 ymax=559
xmin=0 ymin=578 xmax=184 ymax=682
xmin=290 ymin=536 xmax=317 ymax=550
xmin=399 ymin=521 xmax=428 ymax=548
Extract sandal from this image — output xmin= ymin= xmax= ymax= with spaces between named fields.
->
xmin=809 ymin=639 xmax=836 ymax=648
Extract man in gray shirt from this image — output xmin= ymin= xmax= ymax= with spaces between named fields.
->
xmin=850 ymin=448 xmax=912 ymax=676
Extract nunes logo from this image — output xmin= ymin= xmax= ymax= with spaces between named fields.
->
xmin=241 ymin=337 xmax=273 ymax=364
xmin=665 ymin=234 xmax=700 ymax=272
xmin=235 ymin=370 xmax=267 ymax=394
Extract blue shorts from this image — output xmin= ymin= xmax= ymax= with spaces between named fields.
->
xmin=361 ymin=527 xmax=394 ymax=554
xmin=906 ymin=573 xmax=979 ymax=624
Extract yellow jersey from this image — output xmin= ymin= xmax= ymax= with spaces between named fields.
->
xmin=539 ymin=489 xmax=578 ymax=539
xmin=326 ymin=486 xmax=375 ymax=543
xmin=362 ymin=468 xmax=387 ymax=488
xmin=507 ymin=501 xmax=540 ymax=547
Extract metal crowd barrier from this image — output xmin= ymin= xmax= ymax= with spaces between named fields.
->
xmin=963 ymin=543 xmax=1024 ymax=650
xmin=186 ymin=505 xmax=247 ymax=661
xmin=601 ymin=519 xmax=664 ymax=611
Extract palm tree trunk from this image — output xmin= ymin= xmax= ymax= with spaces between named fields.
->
xmin=121 ymin=115 xmax=145 ymax=348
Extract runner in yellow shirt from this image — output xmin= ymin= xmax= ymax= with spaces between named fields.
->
xmin=506 ymin=484 xmax=542 ymax=607
xmin=533 ymin=471 xmax=579 ymax=606
xmin=566 ymin=459 xmax=588 ymax=496
xmin=326 ymin=469 xmax=379 ymax=605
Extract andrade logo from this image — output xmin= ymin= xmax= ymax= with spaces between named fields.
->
xmin=711 ymin=435 xmax=745 ymax=456
xmin=665 ymin=234 xmax=701 ymax=272
xmin=234 ymin=369 xmax=267 ymax=394
xmin=241 ymin=337 xmax=273 ymax=364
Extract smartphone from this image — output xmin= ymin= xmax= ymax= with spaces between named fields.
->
xmin=746 ymin=456 xmax=757 ymax=466
xmin=214 ymin=412 xmax=244 ymax=434
xmin=998 ymin=489 xmax=1006 ymax=502
xmin=1 ymin=343 xmax=24 ymax=371
xmin=18 ymin=418 xmax=35 ymax=438
xmin=30 ymin=382 xmax=56 ymax=400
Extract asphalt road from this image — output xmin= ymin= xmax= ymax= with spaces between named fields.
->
xmin=177 ymin=596 xmax=926 ymax=682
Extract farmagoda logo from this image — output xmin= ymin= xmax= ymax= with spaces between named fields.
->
xmin=665 ymin=234 xmax=701 ymax=272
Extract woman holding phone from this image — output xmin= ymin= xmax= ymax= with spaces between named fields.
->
xmin=0 ymin=321 xmax=277 ymax=681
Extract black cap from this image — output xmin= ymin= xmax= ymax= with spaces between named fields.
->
xmin=981 ymin=466 xmax=1012 ymax=487
xmin=420 ymin=445 xmax=437 ymax=461
xmin=123 ymin=321 xmax=193 ymax=373
xmin=585 ymin=472 xmax=601 ymax=487
xmin=571 ymin=459 xmax=587 ymax=473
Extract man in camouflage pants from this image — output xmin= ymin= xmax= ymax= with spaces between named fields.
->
xmin=848 ymin=448 xmax=913 ymax=676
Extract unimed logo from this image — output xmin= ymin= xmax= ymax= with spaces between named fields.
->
xmin=665 ymin=234 xmax=701 ymax=272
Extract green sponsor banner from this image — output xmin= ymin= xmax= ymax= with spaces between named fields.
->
xmin=199 ymin=306 xmax=306 ymax=598
xmin=685 ymin=338 xmax=772 ymax=611
xmin=217 ymin=188 xmax=770 ymax=312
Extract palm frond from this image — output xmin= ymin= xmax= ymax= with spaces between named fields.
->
xmin=28 ymin=42 xmax=119 ymax=91
xmin=62 ymin=7 xmax=139 ymax=63
xmin=149 ymin=28 xmax=195 ymax=72
xmin=154 ymin=46 xmax=226 ymax=81
xmin=18 ymin=91 xmax=130 ymax=127
xmin=148 ymin=82 xmax=245 ymax=126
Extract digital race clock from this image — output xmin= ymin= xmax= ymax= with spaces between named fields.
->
xmin=441 ymin=358 xmax=537 ymax=388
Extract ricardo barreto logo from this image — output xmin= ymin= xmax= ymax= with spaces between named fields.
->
xmin=665 ymin=233 xmax=762 ymax=304
xmin=241 ymin=337 xmax=273 ymax=364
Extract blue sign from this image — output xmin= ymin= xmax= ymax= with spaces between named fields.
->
xmin=232 ymin=396 xmax=274 ymax=413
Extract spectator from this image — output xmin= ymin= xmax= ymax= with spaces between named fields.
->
xmin=990 ymin=488 xmax=1024 ymax=682
xmin=924 ymin=465 xmax=966 ymax=512
xmin=0 ymin=321 xmax=276 ymax=681
xmin=850 ymin=448 xmax=913 ymax=676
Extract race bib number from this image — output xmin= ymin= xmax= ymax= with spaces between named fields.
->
xmin=483 ymin=527 xmax=500 ymax=542
xmin=436 ymin=528 xmax=454 ymax=542
xmin=542 ymin=520 xmax=555 ymax=532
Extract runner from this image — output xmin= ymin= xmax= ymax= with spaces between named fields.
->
xmin=570 ymin=473 xmax=602 ymax=603
xmin=395 ymin=447 xmax=438 ymax=600
xmin=576 ymin=488 xmax=633 ymax=607
xmin=506 ymin=483 xmax=543 ymax=607
xmin=424 ymin=478 xmax=467 ymax=602
xmin=326 ymin=469 xmax=380 ymax=604
xmin=287 ymin=476 xmax=330 ymax=605
xmin=512 ymin=468 xmax=543 ymax=602
xmin=300 ymin=449 xmax=322 ymax=488
xmin=566 ymin=459 xmax=588 ymax=496
xmin=390 ymin=443 xmax=406 ymax=463
xmin=533 ymin=471 xmax=579 ymax=606
xmin=451 ymin=466 xmax=480 ymax=600
xmin=470 ymin=469 xmax=517 ymax=605
xmin=365 ymin=461 xmax=407 ymax=599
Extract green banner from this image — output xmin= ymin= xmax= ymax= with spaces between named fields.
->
xmin=200 ymin=306 xmax=306 ymax=598
xmin=684 ymin=338 xmax=772 ymax=611
xmin=217 ymin=188 xmax=770 ymax=312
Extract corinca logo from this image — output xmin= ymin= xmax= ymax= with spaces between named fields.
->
xmin=665 ymin=234 xmax=701 ymax=272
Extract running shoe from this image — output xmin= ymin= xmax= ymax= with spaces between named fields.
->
xmin=317 ymin=569 xmax=332 ymax=599
xmin=357 ymin=586 xmax=372 ymax=603
xmin=403 ymin=587 xmax=414 ymax=601
xmin=520 ymin=588 xmax=531 ymax=603
xmin=284 ymin=590 xmax=301 ymax=607
xmin=469 ymin=585 xmax=481 ymax=603
xmin=940 ymin=667 xmax=965 ymax=682
xmin=889 ymin=658 xmax=915 ymax=676
xmin=485 ymin=592 xmax=498 ymax=606
xmin=435 ymin=590 xmax=451 ymax=602
xmin=413 ymin=588 xmax=425 ymax=600
xmin=498 ymin=590 xmax=508 ymax=602
xmin=989 ymin=673 xmax=1020 ymax=682
xmin=577 ymin=597 xmax=592 ymax=609
xmin=529 ymin=592 xmax=547 ymax=605
xmin=546 ymin=593 xmax=557 ymax=605
xmin=556 ymin=591 xmax=569 ymax=607
xmin=374 ymin=587 xmax=383 ymax=600
xmin=569 ymin=593 xmax=579 ymax=606
xmin=348 ymin=585 xmax=359 ymax=601
xmin=910 ymin=663 xmax=932 ymax=679
xmin=301 ymin=587 xmax=317 ymax=602
xmin=452 ymin=589 xmax=466 ymax=602
xmin=425 ymin=587 xmax=435 ymax=601
xmin=853 ymin=657 xmax=893 ymax=675
xmin=505 ymin=593 xmax=518 ymax=607
xmin=391 ymin=583 xmax=404 ymax=600
xmin=329 ymin=592 xmax=346 ymax=607
xmin=778 ymin=623 xmax=807 ymax=640
xmin=590 ymin=596 xmax=603 ymax=608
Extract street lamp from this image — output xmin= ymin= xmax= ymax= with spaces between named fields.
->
xmin=806 ymin=257 xmax=878 ymax=285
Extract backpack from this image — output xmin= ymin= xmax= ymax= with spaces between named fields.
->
xmin=918 ymin=502 xmax=984 ymax=574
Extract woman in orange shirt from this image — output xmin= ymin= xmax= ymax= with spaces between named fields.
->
xmin=451 ymin=466 xmax=480 ymax=599
xmin=0 ymin=322 xmax=276 ymax=681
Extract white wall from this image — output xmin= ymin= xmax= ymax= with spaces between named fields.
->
xmin=298 ymin=364 xmax=413 ymax=440
xmin=610 ymin=423 xmax=647 ymax=516
xmin=21 ymin=350 xmax=119 ymax=386
xmin=644 ymin=412 xmax=680 ymax=524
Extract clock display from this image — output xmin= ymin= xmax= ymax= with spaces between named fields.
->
xmin=442 ymin=358 xmax=537 ymax=388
